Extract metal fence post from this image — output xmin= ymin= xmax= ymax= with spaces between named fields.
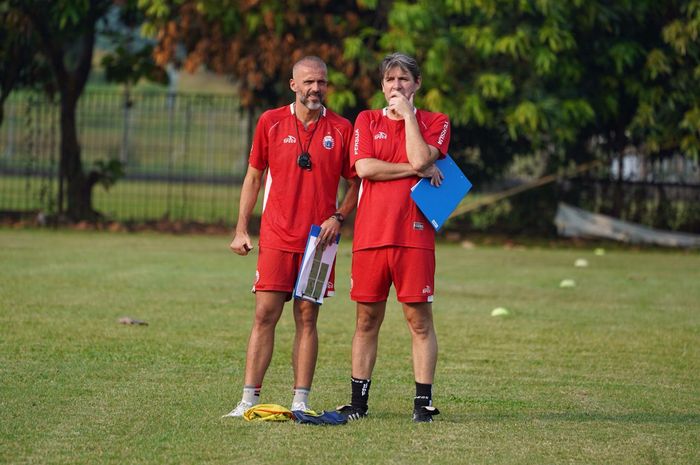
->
xmin=166 ymin=91 xmax=176 ymax=219
xmin=120 ymin=86 xmax=132 ymax=164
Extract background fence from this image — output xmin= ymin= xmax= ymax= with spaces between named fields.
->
xmin=0 ymin=90 xmax=250 ymax=223
xmin=1 ymin=89 xmax=699 ymax=234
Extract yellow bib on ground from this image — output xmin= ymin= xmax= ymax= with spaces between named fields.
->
xmin=243 ymin=404 xmax=294 ymax=422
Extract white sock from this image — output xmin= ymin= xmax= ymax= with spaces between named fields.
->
xmin=292 ymin=387 xmax=310 ymax=406
xmin=242 ymin=385 xmax=261 ymax=405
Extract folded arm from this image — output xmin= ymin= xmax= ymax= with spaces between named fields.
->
xmin=355 ymin=158 xmax=443 ymax=186
xmin=355 ymin=158 xmax=417 ymax=181
xmin=405 ymin=117 xmax=441 ymax=171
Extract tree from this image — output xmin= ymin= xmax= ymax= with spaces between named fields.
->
xmin=140 ymin=0 xmax=386 ymax=117
xmin=2 ymin=0 xmax=113 ymax=220
xmin=342 ymin=0 xmax=700 ymax=183
xmin=1 ymin=0 xmax=166 ymax=221
xmin=143 ymin=0 xmax=699 ymax=189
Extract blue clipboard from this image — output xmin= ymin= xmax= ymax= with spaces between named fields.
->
xmin=410 ymin=154 xmax=472 ymax=231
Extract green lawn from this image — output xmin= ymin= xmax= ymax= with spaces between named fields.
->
xmin=1 ymin=229 xmax=698 ymax=465
xmin=0 ymin=176 xmax=257 ymax=223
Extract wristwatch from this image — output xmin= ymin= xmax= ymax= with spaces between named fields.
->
xmin=330 ymin=212 xmax=345 ymax=224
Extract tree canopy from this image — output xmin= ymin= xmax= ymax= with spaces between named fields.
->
xmin=141 ymin=0 xmax=699 ymax=185
xmin=141 ymin=0 xmax=384 ymax=113
xmin=1 ymin=0 xmax=167 ymax=220
xmin=348 ymin=0 xmax=700 ymax=180
xmin=0 ymin=5 xmax=54 ymax=126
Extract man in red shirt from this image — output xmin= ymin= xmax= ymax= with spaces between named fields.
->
xmin=223 ymin=56 xmax=359 ymax=417
xmin=337 ymin=53 xmax=450 ymax=423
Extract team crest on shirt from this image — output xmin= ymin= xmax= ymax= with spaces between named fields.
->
xmin=323 ymin=135 xmax=334 ymax=149
xmin=283 ymin=135 xmax=297 ymax=144
xmin=374 ymin=131 xmax=387 ymax=140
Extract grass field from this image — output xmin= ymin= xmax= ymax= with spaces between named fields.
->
xmin=1 ymin=229 xmax=698 ymax=465
xmin=0 ymin=176 xmax=257 ymax=223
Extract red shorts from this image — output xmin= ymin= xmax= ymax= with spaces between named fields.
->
xmin=350 ymin=246 xmax=435 ymax=303
xmin=254 ymin=247 xmax=335 ymax=299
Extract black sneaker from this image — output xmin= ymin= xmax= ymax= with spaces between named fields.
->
xmin=336 ymin=404 xmax=368 ymax=421
xmin=413 ymin=405 xmax=440 ymax=422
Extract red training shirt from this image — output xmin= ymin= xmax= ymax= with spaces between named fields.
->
xmin=249 ymin=104 xmax=355 ymax=253
xmin=351 ymin=108 xmax=451 ymax=251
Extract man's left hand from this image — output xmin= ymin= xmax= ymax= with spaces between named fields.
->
xmin=319 ymin=216 xmax=341 ymax=247
xmin=418 ymin=164 xmax=444 ymax=187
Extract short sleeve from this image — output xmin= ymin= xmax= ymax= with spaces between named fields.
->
xmin=248 ymin=113 xmax=270 ymax=170
xmin=422 ymin=113 xmax=451 ymax=157
xmin=350 ymin=111 xmax=375 ymax=168
xmin=341 ymin=121 xmax=357 ymax=180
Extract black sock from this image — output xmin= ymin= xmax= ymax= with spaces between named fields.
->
xmin=414 ymin=382 xmax=432 ymax=409
xmin=350 ymin=377 xmax=371 ymax=411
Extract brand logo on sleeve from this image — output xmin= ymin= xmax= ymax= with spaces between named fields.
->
xmin=353 ymin=129 xmax=360 ymax=155
xmin=283 ymin=135 xmax=297 ymax=144
xmin=437 ymin=121 xmax=449 ymax=146
xmin=323 ymin=135 xmax=334 ymax=149
xmin=374 ymin=131 xmax=387 ymax=140
xmin=413 ymin=222 xmax=424 ymax=230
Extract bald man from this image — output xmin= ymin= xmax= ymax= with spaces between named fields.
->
xmin=223 ymin=56 xmax=359 ymax=417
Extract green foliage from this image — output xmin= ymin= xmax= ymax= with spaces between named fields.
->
xmin=101 ymin=44 xmax=168 ymax=87
xmin=100 ymin=1 xmax=168 ymax=88
xmin=0 ymin=0 xmax=171 ymax=220
xmin=476 ymin=73 xmax=514 ymax=101
xmin=460 ymin=197 xmax=513 ymax=230
xmin=608 ymin=41 xmax=644 ymax=75
xmin=136 ymin=0 xmax=700 ymax=183
xmin=326 ymin=68 xmax=358 ymax=111
xmin=91 ymin=158 xmax=125 ymax=190
xmin=137 ymin=0 xmax=171 ymax=21
xmin=0 ymin=6 xmax=55 ymax=115
xmin=54 ymin=0 xmax=91 ymax=29
xmin=336 ymin=0 xmax=700 ymax=178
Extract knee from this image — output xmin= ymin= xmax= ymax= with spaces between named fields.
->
xmin=294 ymin=304 xmax=319 ymax=331
xmin=407 ymin=316 xmax=434 ymax=338
xmin=294 ymin=311 xmax=318 ymax=330
xmin=356 ymin=312 xmax=382 ymax=334
xmin=253 ymin=307 xmax=281 ymax=329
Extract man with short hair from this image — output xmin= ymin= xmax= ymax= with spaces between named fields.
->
xmin=337 ymin=52 xmax=450 ymax=423
xmin=223 ymin=56 xmax=359 ymax=417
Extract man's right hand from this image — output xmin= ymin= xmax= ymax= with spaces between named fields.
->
xmin=230 ymin=232 xmax=253 ymax=256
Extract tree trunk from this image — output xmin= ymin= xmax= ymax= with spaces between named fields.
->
xmin=60 ymin=92 xmax=95 ymax=221
xmin=21 ymin=1 xmax=105 ymax=222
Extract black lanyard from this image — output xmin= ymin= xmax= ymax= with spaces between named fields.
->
xmin=294 ymin=105 xmax=321 ymax=170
